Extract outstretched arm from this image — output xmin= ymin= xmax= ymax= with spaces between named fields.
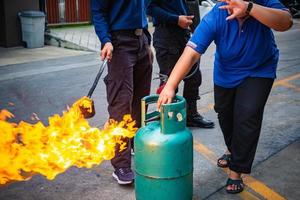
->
xmin=157 ymin=47 xmax=201 ymax=109
xmin=219 ymin=0 xmax=293 ymax=31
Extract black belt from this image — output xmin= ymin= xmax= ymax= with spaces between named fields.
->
xmin=111 ymin=29 xmax=143 ymax=36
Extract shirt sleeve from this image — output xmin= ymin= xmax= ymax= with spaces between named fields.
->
xmin=147 ymin=0 xmax=179 ymax=24
xmin=187 ymin=6 xmax=217 ymax=55
xmin=91 ymin=0 xmax=111 ymax=45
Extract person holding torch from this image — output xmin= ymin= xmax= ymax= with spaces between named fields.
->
xmin=92 ymin=0 xmax=153 ymax=185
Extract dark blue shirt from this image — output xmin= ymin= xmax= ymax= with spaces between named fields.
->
xmin=147 ymin=0 xmax=188 ymax=26
xmin=187 ymin=0 xmax=287 ymax=88
xmin=92 ymin=0 xmax=148 ymax=44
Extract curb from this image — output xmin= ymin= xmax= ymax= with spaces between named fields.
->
xmin=45 ymin=32 xmax=96 ymax=52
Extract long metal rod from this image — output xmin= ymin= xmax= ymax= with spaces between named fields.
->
xmin=87 ymin=59 xmax=107 ymax=98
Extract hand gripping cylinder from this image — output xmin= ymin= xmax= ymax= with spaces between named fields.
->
xmin=134 ymin=95 xmax=193 ymax=200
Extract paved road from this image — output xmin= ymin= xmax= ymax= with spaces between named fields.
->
xmin=0 ymin=22 xmax=299 ymax=200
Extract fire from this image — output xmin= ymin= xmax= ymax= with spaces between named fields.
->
xmin=76 ymin=96 xmax=94 ymax=113
xmin=0 ymin=97 xmax=137 ymax=185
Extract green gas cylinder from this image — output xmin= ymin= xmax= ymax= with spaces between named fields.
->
xmin=134 ymin=95 xmax=193 ymax=200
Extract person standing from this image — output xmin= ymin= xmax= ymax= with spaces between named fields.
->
xmin=157 ymin=0 xmax=292 ymax=194
xmin=92 ymin=0 xmax=153 ymax=185
xmin=147 ymin=0 xmax=215 ymax=128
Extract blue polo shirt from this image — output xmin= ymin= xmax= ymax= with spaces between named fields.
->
xmin=92 ymin=0 xmax=148 ymax=45
xmin=187 ymin=0 xmax=287 ymax=88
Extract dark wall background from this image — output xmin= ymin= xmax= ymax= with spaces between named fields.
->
xmin=0 ymin=0 xmax=39 ymax=47
xmin=0 ymin=1 xmax=6 ymax=47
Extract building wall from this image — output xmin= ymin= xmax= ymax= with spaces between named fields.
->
xmin=46 ymin=0 xmax=91 ymax=24
xmin=0 ymin=0 xmax=39 ymax=47
xmin=0 ymin=1 xmax=6 ymax=47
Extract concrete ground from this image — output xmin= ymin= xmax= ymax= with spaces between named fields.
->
xmin=0 ymin=46 xmax=91 ymax=66
xmin=0 ymin=20 xmax=299 ymax=200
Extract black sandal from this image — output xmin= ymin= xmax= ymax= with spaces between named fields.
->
xmin=226 ymin=178 xmax=244 ymax=194
xmin=217 ymin=154 xmax=231 ymax=168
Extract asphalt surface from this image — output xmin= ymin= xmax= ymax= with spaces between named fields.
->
xmin=0 ymin=21 xmax=299 ymax=200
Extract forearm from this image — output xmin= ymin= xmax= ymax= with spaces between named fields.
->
xmin=249 ymin=3 xmax=293 ymax=31
xmin=166 ymin=47 xmax=201 ymax=89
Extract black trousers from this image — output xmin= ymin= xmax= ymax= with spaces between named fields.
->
xmin=153 ymin=26 xmax=202 ymax=102
xmin=105 ymin=31 xmax=152 ymax=169
xmin=214 ymin=77 xmax=274 ymax=173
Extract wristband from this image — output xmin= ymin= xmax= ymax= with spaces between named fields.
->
xmin=245 ymin=1 xmax=254 ymax=15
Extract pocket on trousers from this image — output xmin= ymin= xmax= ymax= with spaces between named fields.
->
xmin=104 ymin=76 xmax=123 ymax=106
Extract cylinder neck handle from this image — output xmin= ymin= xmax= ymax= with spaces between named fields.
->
xmin=141 ymin=95 xmax=187 ymax=134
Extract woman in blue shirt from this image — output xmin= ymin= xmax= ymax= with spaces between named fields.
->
xmin=157 ymin=0 xmax=292 ymax=194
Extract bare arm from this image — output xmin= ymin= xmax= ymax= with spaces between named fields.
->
xmin=219 ymin=0 xmax=293 ymax=31
xmin=249 ymin=3 xmax=293 ymax=31
xmin=157 ymin=46 xmax=201 ymax=109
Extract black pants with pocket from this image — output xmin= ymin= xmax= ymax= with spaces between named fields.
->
xmin=153 ymin=25 xmax=202 ymax=102
xmin=214 ymin=77 xmax=274 ymax=173
xmin=105 ymin=31 xmax=152 ymax=169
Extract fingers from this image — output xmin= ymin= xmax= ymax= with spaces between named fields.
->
xmin=157 ymin=95 xmax=168 ymax=111
xmin=178 ymin=15 xmax=194 ymax=29
xmin=166 ymin=97 xmax=172 ymax=104
xmin=100 ymin=43 xmax=113 ymax=61
xmin=186 ymin=15 xmax=194 ymax=20
xmin=157 ymin=96 xmax=163 ymax=111
xmin=219 ymin=5 xmax=231 ymax=9
xmin=101 ymin=49 xmax=113 ymax=61
xmin=157 ymin=94 xmax=173 ymax=111
xmin=157 ymin=94 xmax=169 ymax=111
xmin=100 ymin=50 xmax=106 ymax=61
xmin=106 ymin=49 xmax=113 ymax=61
xmin=226 ymin=12 xmax=238 ymax=20
xmin=187 ymin=15 xmax=194 ymax=25
xmin=218 ymin=0 xmax=231 ymax=3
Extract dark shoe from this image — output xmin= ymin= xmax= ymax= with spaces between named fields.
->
xmin=226 ymin=178 xmax=244 ymax=194
xmin=112 ymin=168 xmax=134 ymax=185
xmin=217 ymin=154 xmax=231 ymax=168
xmin=187 ymin=113 xmax=215 ymax=128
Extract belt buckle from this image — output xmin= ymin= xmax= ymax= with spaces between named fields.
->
xmin=134 ymin=29 xmax=143 ymax=36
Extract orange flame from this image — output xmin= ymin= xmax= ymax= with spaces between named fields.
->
xmin=0 ymin=97 xmax=137 ymax=185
